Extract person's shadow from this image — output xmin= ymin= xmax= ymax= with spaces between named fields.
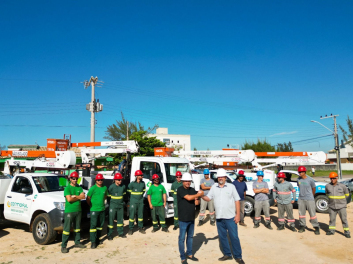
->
xmin=192 ymin=233 xmax=218 ymax=256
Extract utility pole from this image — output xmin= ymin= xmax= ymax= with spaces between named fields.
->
xmin=84 ymin=76 xmax=103 ymax=147
xmin=127 ymin=121 xmax=129 ymax=140
xmin=320 ymin=114 xmax=342 ymax=179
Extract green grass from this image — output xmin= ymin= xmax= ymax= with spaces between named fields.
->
xmin=306 ymin=170 xmax=353 ymax=177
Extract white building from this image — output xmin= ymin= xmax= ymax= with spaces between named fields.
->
xmin=327 ymin=141 xmax=353 ymax=170
xmin=148 ymin=128 xmax=191 ymax=151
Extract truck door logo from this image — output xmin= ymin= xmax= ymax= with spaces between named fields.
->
xmin=7 ymin=201 xmax=11 ymax=207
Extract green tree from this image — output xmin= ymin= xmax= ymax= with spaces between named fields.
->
xmin=276 ymin=141 xmax=293 ymax=152
xmin=241 ymin=139 xmax=276 ymax=152
xmin=104 ymin=112 xmax=159 ymax=141
xmin=130 ymin=130 xmax=166 ymax=156
xmin=339 ymin=115 xmax=353 ymax=147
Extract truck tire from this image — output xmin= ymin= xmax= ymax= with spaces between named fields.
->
xmin=32 ymin=213 xmax=57 ymax=245
xmin=315 ymin=195 xmax=329 ymax=214
xmin=244 ymin=196 xmax=255 ymax=216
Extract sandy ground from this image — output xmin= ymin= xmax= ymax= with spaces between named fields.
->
xmin=1 ymin=204 xmax=352 ymax=264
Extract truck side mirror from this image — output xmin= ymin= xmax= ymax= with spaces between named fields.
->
xmin=21 ymin=187 xmax=33 ymax=194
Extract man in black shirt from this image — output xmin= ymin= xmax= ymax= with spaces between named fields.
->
xmin=177 ymin=173 xmax=204 ymax=263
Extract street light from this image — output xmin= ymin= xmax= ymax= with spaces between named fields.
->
xmin=311 ymin=116 xmax=342 ymax=179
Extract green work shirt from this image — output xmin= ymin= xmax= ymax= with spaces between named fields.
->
xmin=147 ymin=184 xmax=167 ymax=207
xmin=128 ymin=181 xmax=146 ymax=204
xmin=64 ymin=184 xmax=83 ymax=213
xmin=108 ymin=183 xmax=126 ymax=209
xmin=171 ymin=181 xmax=183 ymax=201
xmin=87 ymin=185 xmax=108 ymax=212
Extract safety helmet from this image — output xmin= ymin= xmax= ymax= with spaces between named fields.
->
xmin=114 ymin=173 xmax=123 ymax=180
xmin=181 ymin=173 xmax=193 ymax=181
xmin=203 ymin=168 xmax=210 ymax=175
xmin=70 ymin=171 xmax=79 ymax=178
xmin=95 ymin=174 xmax=104 ymax=180
xmin=238 ymin=170 xmax=245 ymax=176
xmin=152 ymin=174 xmax=159 ymax=180
xmin=216 ymin=168 xmax=228 ymax=178
xmin=176 ymin=171 xmax=182 ymax=177
xmin=298 ymin=166 xmax=306 ymax=172
xmin=329 ymin=172 xmax=338 ymax=179
xmin=256 ymin=171 xmax=264 ymax=176
xmin=277 ymin=172 xmax=286 ymax=178
xmin=135 ymin=170 xmax=143 ymax=176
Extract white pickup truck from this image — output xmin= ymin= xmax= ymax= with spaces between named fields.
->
xmin=0 ymin=173 xmax=88 ymax=245
xmin=209 ymin=169 xmax=276 ymax=216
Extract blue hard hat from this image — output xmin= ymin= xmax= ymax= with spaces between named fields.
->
xmin=256 ymin=171 xmax=264 ymax=176
xmin=203 ymin=169 xmax=210 ymax=175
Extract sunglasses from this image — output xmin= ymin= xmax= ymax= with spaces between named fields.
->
xmin=70 ymin=178 xmax=78 ymax=180
xmin=176 ymin=176 xmax=182 ymax=178
xmin=96 ymin=179 xmax=103 ymax=182
xmin=116 ymin=179 xmax=122 ymax=181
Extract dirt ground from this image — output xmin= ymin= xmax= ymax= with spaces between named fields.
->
xmin=1 ymin=204 xmax=352 ymax=264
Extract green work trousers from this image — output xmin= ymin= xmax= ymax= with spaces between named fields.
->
xmin=151 ymin=206 xmax=166 ymax=229
xmin=108 ymin=207 xmax=124 ymax=236
xmin=90 ymin=211 xmax=105 ymax=243
xmin=129 ymin=202 xmax=144 ymax=229
xmin=61 ymin=211 xmax=82 ymax=248
xmin=173 ymin=201 xmax=179 ymax=227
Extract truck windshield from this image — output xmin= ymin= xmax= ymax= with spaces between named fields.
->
xmin=164 ymin=163 xmax=190 ymax=183
xmin=32 ymin=176 xmax=64 ymax=193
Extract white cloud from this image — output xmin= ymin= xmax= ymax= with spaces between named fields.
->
xmin=270 ymin=131 xmax=298 ymax=137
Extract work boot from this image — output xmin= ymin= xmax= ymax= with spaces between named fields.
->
xmin=61 ymin=247 xmax=68 ymax=253
xmin=266 ymin=223 xmax=273 ymax=230
xmin=91 ymin=242 xmax=97 ymax=249
xmin=239 ymin=221 xmax=247 ymax=227
xmin=277 ymin=225 xmax=285 ymax=231
xmin=107 ymin=235 xmax=113 ymax=241
xmin=235 ymin=258 xmax=245 ymax=264
xmin=173 ymin=226 xmax=179 ymax=230
xmin=314 ymin=227 xmax=320 ymax=235
xmin=210 ymin=221 xmax=216 ymax=226
xmin=197 ymin=220 xmax=203 ymax=226
xmin=151 ymin=228 xmax=158 ymax=233
xmin=253 ymin=223 xmax=260 ymax=228
xmin=298 ymin=226 xmax=305 ymax=233
xmin=162 ymin=227 xmax=169 ymax=233
xmin=139 ymin=228 xmax=146 ymax=234
xmin=344 ymin=232 xmax=351 ymax=238
xmin=326 ymin=231 xmax=334 ymax=236
xmin=289 ymin=226 xmax=297 ymax=232
xmin=74 ymin=243 xmax=86 ymax=248
xmin=128 ymin=230 xmax=133 ymax=235
xmin=118 ymin=234 xmax=127 ymax=238
xmin=218 ymin=255 xmax=232 ymax=261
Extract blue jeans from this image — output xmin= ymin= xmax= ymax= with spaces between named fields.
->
xmin=178 ymin=221 xmax=195 ymax=260
xmin=216 ymin=218 xmax=242 ymax=259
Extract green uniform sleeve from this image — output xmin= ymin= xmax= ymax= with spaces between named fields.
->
xmin=104 ymin=187 xmax=108 ymax=196
xmin=162 ymin=185 xmax=166 ymax=194
xmin=127 ymin=182 xmax=132 ymax=193
xmin=123 ymin=185 xmax=127 ymax=195
xmin=147 ymin=186 xmax=152 ymax=195
xmin=64 ymin=186 xmax=70 ymax=197
xmin=108 ymin=185 xmax=113 ymax=196
xmin=143 ymin=182 xmax=146 ymax=192
xmin=87 ymin=186 xmax=93 ymax=197
xmin=78 ymin=186 xmax=83 ymax=194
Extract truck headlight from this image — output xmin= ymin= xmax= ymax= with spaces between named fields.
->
xmin=54 ymin=202 xmax=65 ymax=210
xmin=168 ymin=203 xmax=174 ymax=209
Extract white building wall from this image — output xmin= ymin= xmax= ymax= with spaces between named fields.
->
xmin=147 ymin=128 xmax=191 ymax=151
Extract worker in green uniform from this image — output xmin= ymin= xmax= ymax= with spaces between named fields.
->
xmin=127 ymin=170 xmax=146 ymax=235
xmin=107 ymin=172 xmax=127 ymax=239
xmin=170 ymin=171 xmax=183 ymax=230
xmin=147 ymin=174 xmax=169 ymax=233
xmin=87 ymin=174 xmax=108 ymax=249
xmin=61 ymin=171 xmax=86 ymax=253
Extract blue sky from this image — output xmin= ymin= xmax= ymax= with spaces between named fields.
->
xmin=0 ymin=0 xmax=352 ymax=152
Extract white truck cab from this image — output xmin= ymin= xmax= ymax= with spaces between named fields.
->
xmin=1 ymin=173 xmax=74 ymax=244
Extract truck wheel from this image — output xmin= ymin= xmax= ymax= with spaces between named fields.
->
xmin=315 ymin=195 xmax=329 ymax=213
xmin=244 ymin=197 xmax=255 ymax=216
xmin=32 ymin=213 xmax=57 ymax=245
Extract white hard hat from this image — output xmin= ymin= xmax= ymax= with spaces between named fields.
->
xmin=216 ymin=168 xmax=227 ymax=178
xmin=181 ymin=173 xmax=193 ymax=181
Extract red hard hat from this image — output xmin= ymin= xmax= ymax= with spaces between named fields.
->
xmin=277 ymin=172 xmax=286 ymax=178
xmin=176 ymin=171 xmax=182 ymax=177
xmin=95 ymin=174 xmax=104 ymax=180
xmin=152 ymin=174 xmax=159 ymax=180
xmin=114 ymin=173 xmax=123 ymax=180
xmin=70 ymin=171 xmax=79 ymax=178
xmin=135 ymin=170 xmax=143 ymax=176
xmin=298 ymin=166 xmax=306 ymax=172
xmin=238 ymin=170 xmax=245 ymax=175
